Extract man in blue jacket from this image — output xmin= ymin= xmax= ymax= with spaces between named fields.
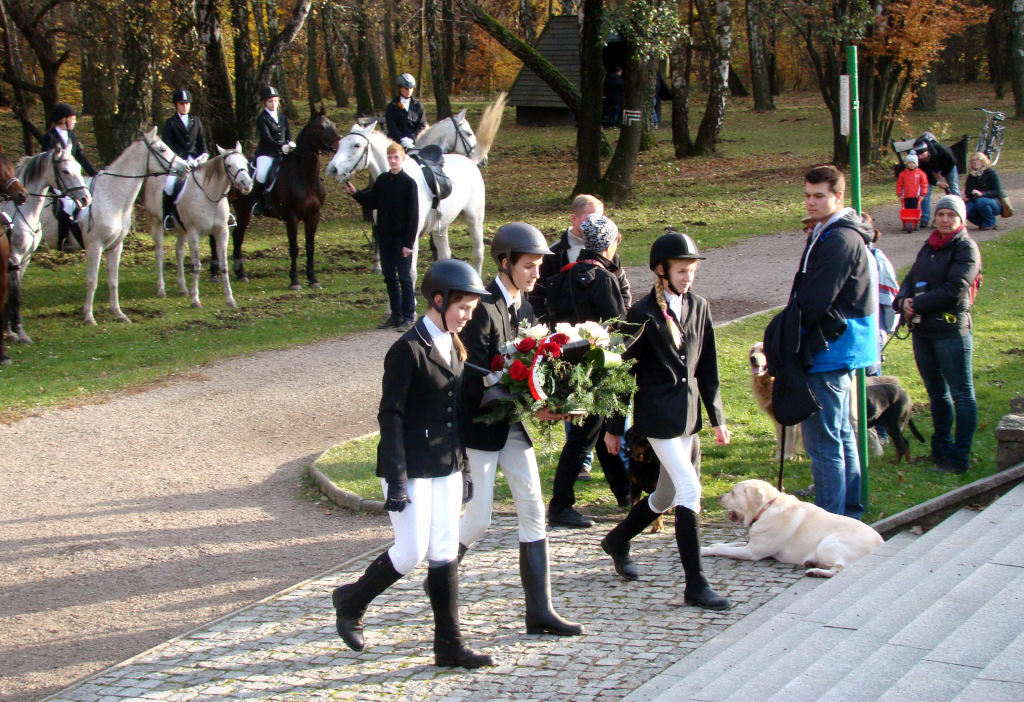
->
xmin=795 ymin=166 xmax=878 ymax=519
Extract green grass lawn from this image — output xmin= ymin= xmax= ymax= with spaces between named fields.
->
xmin=315 ymin=228 xmax=1024 ymax=524
xmin=0 ymin=84 xmax=1016 ymax=420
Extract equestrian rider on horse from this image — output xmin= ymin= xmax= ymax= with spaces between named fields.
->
xmin=385 ymin=74 xmax=426 ymax=150
xmin=40 ymin=103 xmax=98 ymax=253
xmin=251 ymin=86 xmax=295 ymax=217
xmin=160 ymin=89 xmax=209 ymax=230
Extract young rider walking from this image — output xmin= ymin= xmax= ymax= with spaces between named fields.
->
xmin=332 ymin=259 xmax=493 ymax=669
xmin=251 ymin=87 xmax=296 ymax=216
xmin=601 ymin=232 xmax=732 ymax=611
xmin=454 ymin=222 xmax=583 ymax=637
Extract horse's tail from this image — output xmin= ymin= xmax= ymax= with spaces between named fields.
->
xmin=472 ymin=91 xmax=508 ymax=165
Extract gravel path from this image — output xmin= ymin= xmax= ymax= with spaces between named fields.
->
xmin=2 ymin=174 xmax=1019 ymax=702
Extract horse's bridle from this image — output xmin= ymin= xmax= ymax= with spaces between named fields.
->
xmin=342 ymin=131 xmax=373 ymax=179
xmin=98 ymin=134 xmax=186 ymax=180
xmin=190 ymin=150 xmax=248 ymax=203
xmin=450 ymin=116 xmax=474 ymax=158
xmin=50 ymin=151 xmax=89 ymax=202
xmin=1 ymin=176 xmax=22 ymax=201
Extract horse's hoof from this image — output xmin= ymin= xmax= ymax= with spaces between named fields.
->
xmin=16 ymin=334 xmax=32 ymax=345
xmin=310 ymin=282 xmax=322 ymax=290
xmin=4 ymin=331 xmax=17 ymax=343
xmin=115 ymin=315 xmax=133 ymax=324
xmin=239 ymin=276 xmax=249 ymax=284
xmin=371 ymin=265 xmax=382 ymax=275
xmin=157 ymin=290 xmax=167 ymax=298
xmin=211 ymin=274 xmax=222 ymax=283
xmin=1 ymin=357 xmax=12 ymax=366
xmin=191 ymin=300 xmax=202 ymax=309
xmin=289 ymin=284 xmax=302 ymax=291
xmin=226 ymin=299 xmax=238 ymax=309
xmin=84 ymin=318 xmax=97 ymax=326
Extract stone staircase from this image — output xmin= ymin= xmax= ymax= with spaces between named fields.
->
xmin=624 ymin=482 xmax=1024 ymax=702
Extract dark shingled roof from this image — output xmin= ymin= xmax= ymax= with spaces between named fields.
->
xmin=507 ymin=16 xmax=580 ymax=109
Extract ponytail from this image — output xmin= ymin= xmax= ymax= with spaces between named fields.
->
xmin=654 ymin=279 xmax=682 ymax=348
xmin=453 ymin=332 xmax=468 ymax=362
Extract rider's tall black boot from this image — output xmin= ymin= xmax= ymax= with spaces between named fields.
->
xmin=162 ymin=191 xmax=178 ymax=230
xmin=423 ymin=542 xmax=467 ymax=597
xmin=56 ymin=211 xmax=70 ymax=253
xmin=675 ymin=506 xmax=731 ymax=611
xmin=428 ymin=558 xmax=493 ymax=668
xmin=332 ymin=551 xmax=403 ymax=651
xmin=601 ymin=496 xmax=661 ymax=581
xmin=250 ymin=180 xmax=266 ymax=217
xmin=521 ymin=539 xmax=583 ymax=635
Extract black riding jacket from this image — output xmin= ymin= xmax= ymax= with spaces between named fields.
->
xmin=350 ymin=169 xmax=420 ymax=248
xmin=255 ymin=109 xmax=292 ymax=158
xmin=385 ymin=97 xmax=426 ymax=144
xmin=161 ymin=113 xmax=208 ymax=160
xmin=40 ymin=128 xmax=97 ymax=177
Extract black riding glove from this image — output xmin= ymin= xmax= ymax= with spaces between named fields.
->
xmin=462 ymin=471 xmax=474 ymax=505
xmin=384 ymin=480 xmax=410 ymax=512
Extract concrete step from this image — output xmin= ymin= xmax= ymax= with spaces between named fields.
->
xmin=977 ymin=626 xmax=1024 ymax=685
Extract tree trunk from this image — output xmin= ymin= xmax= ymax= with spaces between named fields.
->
xmin=443 ymin=0 xmax=457 ymax=92
xmin=230 ymin=0 xmax=259 ymax=148
xmin=199 ymin=0 xmax=237 ymax=146
xmin=98 ymin=0 xmax=156 ymax=160
xmin=912 ymin=62 xmax=938 ymax=112
xmin=987 ymin=8 xmax=1005 ymax=100
xmin=766 ymin=12 xmax=779 ymax=95
xmin=384 ymin=0 xmax=398 ymax=87
xmin=520 ymin=0 xmax=537 ymax=44
xmin=599 ymin=50 xmax=654 ymax=203
xmin=322 ymin=3 xmax=348 ymax=107
xmin=347 ymin=29 xmax=374 ymax=115
xmin=692 ymin=0 xmax=731 ymax=155
xmin=575 ymin=0 xmax=605 ymax=195
xmin=425 ymin=0 xmax=452 ymax=117
xmin=418 ymin=0 xmax=426 ymax=90
xmin=306 ymin=6 xmax=322 ymax=111
xmin=670 ymin=30 xmax=693 ymax=157
xmin=746 ymin=0 xmax=774 ymax=110
xmin=2 ymin=0 xmax=65 ymax=118
xmin=365 ymin=28 xmax=388 ymax=111
xmin=1011 ymin=0 xmax=1024 ymax=119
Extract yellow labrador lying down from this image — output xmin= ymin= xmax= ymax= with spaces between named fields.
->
xmin=702 ymin=480 xmax=883 ymax=577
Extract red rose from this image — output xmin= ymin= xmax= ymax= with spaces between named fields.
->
xmin=516 ymin=337 xmax=538 ymax=352
xmin=539 ymin=342 xmax=562 ymax=358
xmin=491 ymin=354 xmax=505 ymax=372
xmin=509 ymin=359 xmax=530 ymax=382
xmin=550 ymin=333 xmax=571 ymax=346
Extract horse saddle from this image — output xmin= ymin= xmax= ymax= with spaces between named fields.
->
xmin=169 ymin=176 xmax=187 ymax=204
xmin=409 ymin=145 xmax=452 ymax=209
xmin=248 ymin=155 xmax=282 ymax=193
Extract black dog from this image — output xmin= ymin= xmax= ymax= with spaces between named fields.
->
xmin=623 ymin=429 xmax=701 ymax=532
xmin=864 ymin=380 xmax=925 ymax=464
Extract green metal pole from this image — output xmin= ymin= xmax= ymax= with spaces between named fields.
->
xmin=847 ymin=45 xmax=870 ymax=510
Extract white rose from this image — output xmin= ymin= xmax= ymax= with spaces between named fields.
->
xmin=580 ymin=321 xmax=610 ymax=347
xmin=524 ymin=323 xmax=549 ymax=340
xmin=554 ymin=323 xmax=583 ymax=341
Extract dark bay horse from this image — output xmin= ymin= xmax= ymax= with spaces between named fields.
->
xmin=227 ymin=107 xmax=341 ymax=290
xmin=1 ymin=150 xmax=29 ymax=364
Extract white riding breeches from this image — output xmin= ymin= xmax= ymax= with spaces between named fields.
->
xmin=255 ymin=155 xmax=275 ymax=183
xmin=460 ymin=424 xmax=546 ymax=547
xmin=648 ymin=435 xmax=701 ymax=514
xmin=383 ymin=473 xmax=462 ymax=575
xmin=61 ymin=196 xmax=76 ymax=216
xmin=164 ymin=174 xmax=181 ymax=196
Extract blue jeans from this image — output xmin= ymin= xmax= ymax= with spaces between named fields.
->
xmin=801 ymin=369 xmax=864 ymax=519
xmin=912 ymin=332 xmax=976 ymax=470
xmin=966 ymin=197 xmax=1001 ymax=229
xmin=920 ymin=167 xmax=960 ymax=225
xmin=378 ymin=236 xmax=415 ymax=321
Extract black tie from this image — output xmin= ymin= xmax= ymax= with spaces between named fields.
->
xmin=510 ymin=300 xmax=520 ymax=336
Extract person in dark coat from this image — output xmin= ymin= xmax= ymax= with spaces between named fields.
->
xmin=915 ymin=137 xmax=960 ymax=225
xmin=547 ymin=213 xmax=632 ymax=528
xmin=893 ymin=195 xmax=980 ymax=475
xmin=964 ymin=151 xmax=1004 ymax=230
xmin=251 ymin=86 xmax=295 ymax=216
xmin=601 ymin=232 xmax=731 ymax=611
xmin=40 ymin=103 xmax=97 ymax=252
xmin=454 ymin=222 xmax=583 ymax=637
xmin=385 ymin=73 xmax=427 ymax=149
xmin=332 ymin=259 xmax=493 ymax=669
xmin=346 ymin=142 xmax=420 ymax=331
xmin=603 ymin=67 xmax=624 ymax=128
xmin=160 ymin=89 xmax=209 ymax=230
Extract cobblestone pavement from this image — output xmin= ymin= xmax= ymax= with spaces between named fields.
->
xmin=46 ymin=517 xmax=807 ymax=702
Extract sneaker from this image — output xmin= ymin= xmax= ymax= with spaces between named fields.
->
xmin=377 ymin=316 xmax=401 ymax=329
xmin=922 ymin=453 xmax=944 ymax=466
xmin=931 ymin=461 xmax=968 ymax=475
xmin=548 ymin=507 xmax=593 ymax=529
xmin=793 ymin=484 xmax=815 ymax=498
xmin=395 ymin=318 xmax=416 ymax=332
xmin=577 ymin=467 xmax=592 ymax=482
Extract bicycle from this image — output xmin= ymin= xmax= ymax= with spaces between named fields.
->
xmin=974 ymin=107 xmax=1006 ymax=166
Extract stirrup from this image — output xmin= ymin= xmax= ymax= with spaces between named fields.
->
xmin=163 ymin=215 xmax=178 ymax=231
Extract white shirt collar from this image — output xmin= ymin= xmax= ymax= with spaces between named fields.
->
xmin=265 ymin=108 xmax=279 ymax=122
xmin=494 ymin=276 xmax=520 ymax=312
xmin=422 ymin=315 xmax=453 ymax=368
xmin=664 ymin=288 xmax=683 ymax=321
xmin=54 ymin=126 xmax=69 ymax=144
xmin=399 ymin=96 xmax=411 ymax=109
xmin=179 ymin=113 xmax=190 ymax=127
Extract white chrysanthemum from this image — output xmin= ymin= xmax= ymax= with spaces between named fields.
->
xmin=579 ymin=321 xmax=611 ymax=347
xmin=524 ymin=323 xmax=549 ymax=340
xmin=554 ymin=323 xmax=583 ymax=341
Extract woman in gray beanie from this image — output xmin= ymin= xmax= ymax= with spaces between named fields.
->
xmin=892 ymin=195 xmax=981 ymax=475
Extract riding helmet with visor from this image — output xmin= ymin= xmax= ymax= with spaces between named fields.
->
xmin=650 ymin=231 xmax=705 ymax=295
xmin=50 ymin=103 xmax=77 ymax=124
xmin=397 ymin=73 xmax=417 ymax=90
xmin=490 ymin=222 xmax=553 ymax=268
xmin=172 ymin=89 xmax=192 ymax=104
xmin=421 ymin=260 xmax=487 ymax=327
xmin=260 ymin=86 xmax=280 ymax=102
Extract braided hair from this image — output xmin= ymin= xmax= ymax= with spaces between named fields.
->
xmin=654 ymin=276 xmax=682 ymax=348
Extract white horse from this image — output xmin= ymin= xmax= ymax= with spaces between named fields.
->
xmin=39 ymin=128 xmax=187 ymax=324
xmin=142 ymin=144 xmax=252 ymax=309
xmin=3 ymin=147 xmax=92 ymax=343
xmin=416 ymin=92 xmax=507 ymax=166
xmin=325 ymin=124 xmax=486 ymax=275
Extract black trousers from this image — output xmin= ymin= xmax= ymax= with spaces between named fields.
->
xmin=549 ymin=414 xmax=630 ymax=514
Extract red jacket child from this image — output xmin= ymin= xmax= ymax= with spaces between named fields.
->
xmin=896 ymin=155 xmax=929 ymax=202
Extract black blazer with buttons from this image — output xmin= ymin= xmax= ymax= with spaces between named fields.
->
xmin=608 ymin=288 xmax=724 ymax=440
xmin=161 ymin=114 xmax=208 ymax=159
xmin=459 ymin=278 xmax=537 ymax=452
xmin=377 ymin=318 xmax=469 ymax=483
xmin=40 ymin=128 xmax=98 ymax=177
xmin=254 ymin=109 xmax=292 ymax=158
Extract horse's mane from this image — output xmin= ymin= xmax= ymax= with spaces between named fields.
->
xmin=198 ymin=152 xmax=227 ymax=187
xmin=16 ymin=151 xmax=49 ymax=184
xmin=366 ymin=129 xmax=393 ymax=152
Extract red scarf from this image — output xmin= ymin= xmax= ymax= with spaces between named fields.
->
xmin=927 ymin=225 xmax=963 ymax=250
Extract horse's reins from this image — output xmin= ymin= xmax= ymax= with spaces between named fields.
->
xmin=188 ymin=151 xmax=246 ymax=204
xmin=343 ymin=131 xmax=373 ymax=179
xmin=2 ymin=177 xmax=22 ymax=199
xmin=94 ymin=135 xmax=186 ymax=180
xmin=450 ymin=116 xmax=473 ymax=157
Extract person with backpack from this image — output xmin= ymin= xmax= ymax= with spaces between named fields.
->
xmin=545 ymin=214 xmax=632 ymax=528
xmin=893 ymin=195 xmax=981 ymax=475
xmin=599 ymin=232 xmax=732 ymax=610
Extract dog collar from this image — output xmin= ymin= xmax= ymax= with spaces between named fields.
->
xmin=751 ymin=496 xmax=778 ymax=525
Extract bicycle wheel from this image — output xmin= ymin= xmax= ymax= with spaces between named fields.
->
xmin=989 ymin=128 xmax=1005 ymax=166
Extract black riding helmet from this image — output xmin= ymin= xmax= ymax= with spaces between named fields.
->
xmin=422 ymin=259 xmax=487 ymax=330
xmin=50 ymin=103 xmax=77 ymax=124
xmin=397 ymin=73 xmax=417 ymax=89
xmin=490 ymin=222 xmax=553 ymax=267
xmin=173 ymin=89 xmax=192 ymax=104
xmin=260 ymin=86 xmax=280 ymax=102
xmin=649 ymin=231 xmax=705 ymax=295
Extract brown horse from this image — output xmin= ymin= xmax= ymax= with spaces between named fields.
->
xmin=226 ymin=107 xmax=341 ymax=290
xmin=1 ymin=150 xmax=29 ymax=365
